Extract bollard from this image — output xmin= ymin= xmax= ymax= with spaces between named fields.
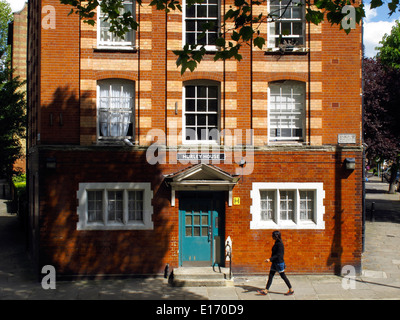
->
xmin=371 ymin=202 xmax=375 ymax=222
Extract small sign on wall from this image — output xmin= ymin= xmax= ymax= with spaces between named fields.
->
xmin=338 ymin=134 xmax=356 ymax=144
xmin=233 ymin=197 xmax=240 ymax=205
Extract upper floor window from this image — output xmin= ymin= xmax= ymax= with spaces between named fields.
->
xmin=268 ymin=0 xmax=305 ymax=48
xmin=268 ymin=80 xmax=305 ymax=142
xmin=183 ymin=81 xmax=220 ymax=144
xmin=97 ymin=79 xmax=134 ymax=141
xmin=97 ymin=0 xmax=135 ymax=48
xmin=184 ymin=0 xmax=219 ymax=50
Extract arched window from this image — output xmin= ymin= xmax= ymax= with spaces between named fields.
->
xmin=183 ymin=80 xmax=220 ymax=143
xmin=97 ymin=79 xmax=135 ymax=141
xmin=268 ymin=80 xmax=305 ymax=142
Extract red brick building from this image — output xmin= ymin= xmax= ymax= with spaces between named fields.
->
xmin=27 ymin=0 xmax=363 ymax=277
xmin=8 ymin=3 xmax=28 ymax=173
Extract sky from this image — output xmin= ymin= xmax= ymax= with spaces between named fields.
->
xmin=364 ymin=1 xmax=400 ymax=58
xmin=4 ymin=0 xmax=400 ymax=58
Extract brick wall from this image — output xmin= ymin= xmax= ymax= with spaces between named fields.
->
xmin=36 ymin=148 xmax=362 ymax=275
xmin=11 ymin=3 xmax=28 ymax=172
xmin=28 ymin=0 xmax=363 ymax=276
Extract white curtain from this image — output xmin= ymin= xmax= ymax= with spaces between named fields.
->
xmin=99 ymin=80 xmax=133 ymax=137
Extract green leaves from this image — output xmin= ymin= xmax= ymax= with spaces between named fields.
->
xmin=253 ymin=36 xmax=265 ymax=50
xmin=59 ymin=0 xmax=375 ymax=74
xmin=370 ymin=0 xmax=384 ymax=9
xmin=0 ymin=62 xmax=26 ymax=177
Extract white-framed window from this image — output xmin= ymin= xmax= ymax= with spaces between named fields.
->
xmin=268 ymin=0 xmax=305 ymax=48
xmin=250 ymin=182 xmax=325 ymax=229
xmin=183 ymin=0 xmax=219 ymax=50
xmin=97 ymin=0 xmax=135 ymax=49
xmin=97 ymin=79 xmax=134 ymax=141
xmin=183 ymin=80 xmax=220 ymax=144
xmin=77 ymin=182 xmax=153 ymax=230
xmin=268 ymin=80 xmax=305 ymax=142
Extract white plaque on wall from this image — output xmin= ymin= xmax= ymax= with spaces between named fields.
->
xmin=338 ymin=134 xmax=356 ymax=144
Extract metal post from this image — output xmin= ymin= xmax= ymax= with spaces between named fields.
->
xmin=371 ymin=202 xmax=375 ymax=222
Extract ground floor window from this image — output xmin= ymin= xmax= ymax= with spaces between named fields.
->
xmin=250 ymin=182 xmax=325 ymax=229
xmin=77 ymin=182 xmax=153 ymax=230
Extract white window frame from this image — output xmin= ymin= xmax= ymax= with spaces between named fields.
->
xmin=267 ymin=0 xmax=305 ymax=49
xmin=182 ymin=0 xmax=220 ymax=51
xmin=97 ymin=0 xmax=135 ymax=49
xmin=77 ymin=182 xmax=153 ymax=230
xmin=97 ymin=79 xmax=135 ymax=142
xmin=268 ymin=80 xmax=305 ymax=143
xmin=182 ymin=80 xmax=220 ymax=145
xmin=250 ymin=182 xmax=325 ymax=229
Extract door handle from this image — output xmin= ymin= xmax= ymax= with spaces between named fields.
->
xmin=208 ymin=225 xmax=212 ymax=242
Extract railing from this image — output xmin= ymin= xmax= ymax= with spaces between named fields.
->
xmin=225 ymin=242 xmax=232 ymax=280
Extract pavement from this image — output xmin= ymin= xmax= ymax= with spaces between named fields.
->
xmin=0 ymin=176 xmax=400 ymax=301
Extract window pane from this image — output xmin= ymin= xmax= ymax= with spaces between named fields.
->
xmin=197 ymin=86 xmax=207 ymax=98
xmin=202 ymin=226 xmax=208 ymax=236
xmin=197 ymin=5 xmax=207 ymax=17
xmin=186 ymin=32 xmax=196 ymax=45
xmin=281 ymin=22 xmax=291 ymax=35
xmin=208 ymin=86 xmax=218 ymax=98
xmin=87 ymin=191 xmax=103 ymax=222
xmin=201 ymin=215 xmax=208 ymax=225
xmin=300 ymin=191 xmax=314 ymax=220
xmin=128 ymin=191 xmax=144 ymax=222
xmin=186 ymin=5 xmax=195 ymax=17
xmin=186 ymin=20 xmax=196 ymax=31
xmin=208 ymin=114 xmax=217 ymax=126
xmin=198 ymin=114 xmax=207 ymax=125
xmin=292 ymin=7 xmax=302 ymax=19
xmin=197 ymin=99 xmax=207 ymax=112
xmin=209 ymin=4 xmax=218 ymax=18
xmin=279 ymin=190 xmax=294 ymax=221
xmin=293 ymin=22 xmax=303 ymax=35
xmin=186 ymin=114 xmax=195 ymax=126
xmin=208 ymin=99 xmax=218 ymax=112
xmin=193 ymin=227 xmax=200 ymax=236
xmin=186 ymin=86 xmax=196 ymax=98
xmin=186 ymin=99 xmax=196 ymax=112
xmin=260 ymin=191 xmax=275 ymax=221
xmin=108 ymin=191 xmax=123 ymax=223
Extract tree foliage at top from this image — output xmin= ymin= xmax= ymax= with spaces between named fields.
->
xmin=0 ymin=0 xmax=26 ymax=178
xmin=60 ymin=0 xmax=366 ymax=73
xmin=0 ymin=0 xmax=12 ymax=67
xmin=0 ymin=62 xmax=26 ymax=178
xmin=376 ymin=20 xmax=400 ymax=69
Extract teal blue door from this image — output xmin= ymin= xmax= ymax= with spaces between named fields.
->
xmin=179 ymin=192 xmax=224 ymax=266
